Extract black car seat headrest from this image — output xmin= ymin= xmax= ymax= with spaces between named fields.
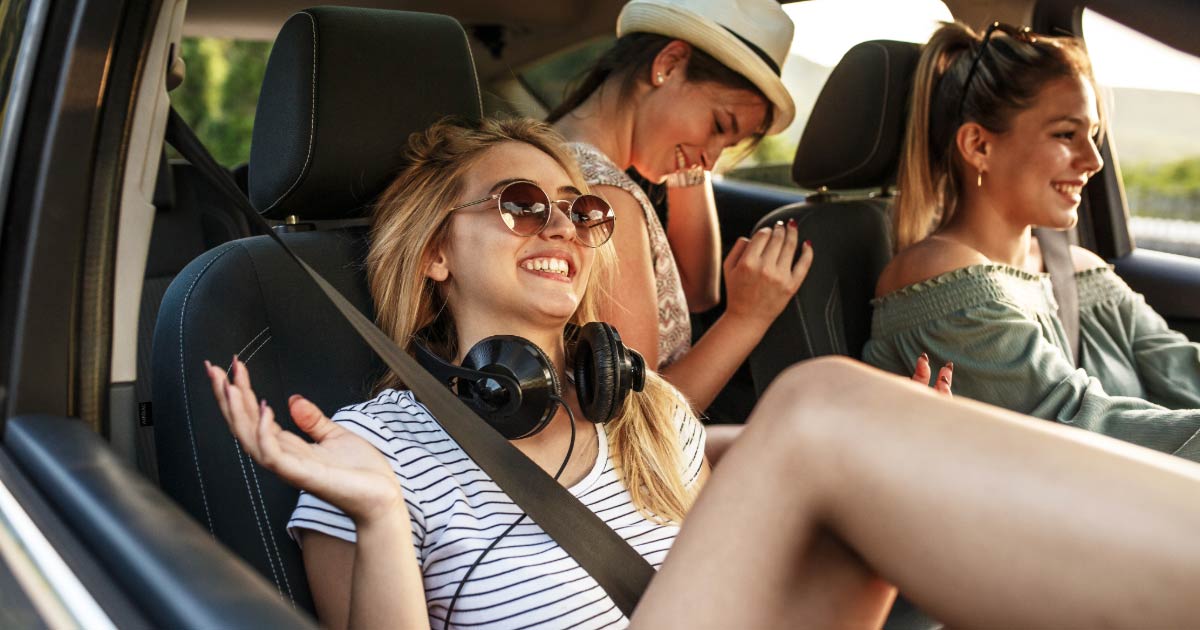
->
xmin=792 ymin=40 xmax=920 ymax=191
xmin=248 ymin=7 xmax=483 ymax=220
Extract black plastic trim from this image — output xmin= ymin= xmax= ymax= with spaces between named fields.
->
xmin=0 ymin=442 xmax=147 ymax=628
xmin=5 ymin=415 xmax=317 ymax=629
xmin=1 ymin=0 xmax=122 ymax=428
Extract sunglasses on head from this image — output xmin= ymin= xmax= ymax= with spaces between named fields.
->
xmin=958 ymin=22 xmax=1038 ymax=123
xmin=450 ymin=180 xmax=615 ymax=248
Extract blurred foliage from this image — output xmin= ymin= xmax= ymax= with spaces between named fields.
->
xmin=1123 ymin=157 xmax=1200 ymax=195
xmin=170 ymin=37 xmax=272 ymax=166
xmin=521 ymin=36 xmax=614 ymax=112
xmin=1123 ymin=156 xmax=1200 ymax=222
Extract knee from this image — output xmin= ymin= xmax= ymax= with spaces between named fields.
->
xmin=747 ymin=356 xmax=879 ymax=460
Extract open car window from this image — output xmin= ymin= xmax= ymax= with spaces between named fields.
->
xmin=1083 ymin=10 xmax=1200 ymax=259
xmin=726 ymin=0 xmax=952 ymax=189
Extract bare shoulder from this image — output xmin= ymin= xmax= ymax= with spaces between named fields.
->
xmin=875 ymin=237 xmax=991 ymax=297
xmin=592 ymin=184 xmax=651 ymax=253
xmin=1069 ymin=245 xmax=1108 ymax=272
xmin=591 ymin=184 xmax=642 ymax=218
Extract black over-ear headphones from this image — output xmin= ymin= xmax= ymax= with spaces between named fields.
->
xmin=412 ymin=322 xmax=646 ymax=440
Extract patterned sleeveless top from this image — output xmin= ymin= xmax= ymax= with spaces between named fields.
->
xmin=568 ymin=142 xmax=691 ymax=368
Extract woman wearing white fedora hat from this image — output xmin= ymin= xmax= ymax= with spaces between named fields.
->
xmin=549 ymin=0 xmax=820 ymax=414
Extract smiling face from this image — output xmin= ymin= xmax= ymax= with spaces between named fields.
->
xmin=629 ymin=48 xmax=769 ymax=181
xmin=427 ymin=141 xmax=596 ymax=344
xmin=980 ymin=74 xmax=1104 ymax=229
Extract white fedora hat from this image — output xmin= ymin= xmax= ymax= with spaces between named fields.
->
xmin=617 ymin=0 xmax=796 ymax=134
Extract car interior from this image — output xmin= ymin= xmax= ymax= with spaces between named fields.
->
xmin=2 ymin=0 xmax=1200 ymax=627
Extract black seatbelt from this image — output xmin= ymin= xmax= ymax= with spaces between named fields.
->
xmin=1034 ymin=228 xmax=1080 ymax=366
xmin=164 ymin=108 xmax=654 ymax=617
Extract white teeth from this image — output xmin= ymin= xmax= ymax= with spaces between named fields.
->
xmin=1053 ymin=183 xmax=1082 ymax=195
xmin=521 ymin=257 xmax=570 ymax=276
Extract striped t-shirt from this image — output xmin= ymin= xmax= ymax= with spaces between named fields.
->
xmin=287 ymin=389 xmax=706 ymax=629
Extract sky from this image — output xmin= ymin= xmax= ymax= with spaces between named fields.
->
xmin=782 ymin=1 xmax=1200 ymax=95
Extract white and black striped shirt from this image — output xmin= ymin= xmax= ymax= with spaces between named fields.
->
xmin=287 ymin=389 xmax=706 ymax=629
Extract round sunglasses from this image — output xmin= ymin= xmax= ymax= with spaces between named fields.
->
xmin=450 ymin=180 xmax=615 ymax=247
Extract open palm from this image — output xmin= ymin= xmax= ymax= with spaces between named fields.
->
xmin=206 ymin=359 xmax=403 ymax=524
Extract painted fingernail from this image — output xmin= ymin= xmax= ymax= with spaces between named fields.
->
xmin=787 ymin=218 xmax=797 ymax=228
xmin=804 ymin=239 xmax=812 ymax=248
xmin=775 ymin=220 xmax=784 ymax=227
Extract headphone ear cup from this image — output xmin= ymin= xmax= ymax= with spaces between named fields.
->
xmin=574 ymin=322 xmax=626 ymax=424
xmin=462 ymin=336 xmax=560 ymax=440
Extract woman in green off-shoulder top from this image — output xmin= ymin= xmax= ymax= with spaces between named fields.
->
xmin=863 ymin=264 xmax=1200 ymax=460
xmin=865 ymin=23 xmax=1200 ymax=459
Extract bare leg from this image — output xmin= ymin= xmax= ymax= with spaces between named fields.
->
xmin=632 ymin=357 xmax=1200 ymax=629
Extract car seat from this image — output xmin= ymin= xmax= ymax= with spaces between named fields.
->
xmin=748 ymin=40 xmax=920 ymax=395
xmin=151 ymin=7 xmax=482 ymax=613
xmin=137 ymin=154 xmax=257 ymax=481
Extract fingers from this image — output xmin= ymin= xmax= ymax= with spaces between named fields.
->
xmin=289 ymin=395 xmax=338 ymax=441
xmin=912 ymin=353 xmax=931 ymax=385
xmin=742 ymin=224 xmax=773 ymax=262
xmin=230 ymin=357 xmax=260 ymax=427
xmin=778 ymin=219 xmax=799 ymax=268
xmin=935 ymin=362 xmax=954 ymax=397
xmin=205 ymin=360 xmax=233 ymax=422
xmin=761 ymin=220 xmax=788 ymax=267
xmin=723 ymin=236 xmax=750 ymax=272
xmin=222 ymin=376 xmax=262 ymax=460
xmin=790 ymin=239 xmax=814 ymax=289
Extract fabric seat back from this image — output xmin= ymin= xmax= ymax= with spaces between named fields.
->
xmin=749 ymin=40 xmax=920 ymax=395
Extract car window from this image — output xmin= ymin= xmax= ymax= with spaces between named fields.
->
xmin=170 ymin=37 xmax=272 ymax=166
xmin=1083 ymin=10 xmax=1200 ymax=259
xmin=726 ymin=0 xmax=952 ymax=189
xmin=521 ymin=37 xmax=614 ymax=112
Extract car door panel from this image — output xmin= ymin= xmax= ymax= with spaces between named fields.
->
xmin=1113 ymin=249 xmax=1200 ymax=341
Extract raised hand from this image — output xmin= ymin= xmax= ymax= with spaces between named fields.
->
xmin=912 ymin=353 xmax=953 ymax=396
xmin=723 ymin=219 xmax=814 ymax=332
xmin=206 ymin=358 xmax=404 ymax=524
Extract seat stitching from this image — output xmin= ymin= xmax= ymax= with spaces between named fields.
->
xmin=825 ymin=278 xmax=846 ymax=355
xmin=242 ymin=334 xmax=273 ymax=365
xmin=263 ymin=11 xmax=318 ymax=212
xmin=236 ymin=326 xmax=270 ymax=359
xmin=231 ymin=439 xmax=284 ymax=594
xmin=179 ymin=244 xmax=240 ymax=533
xmin=236 ymin=335 xmax=296 ymax=603
xmin=795 ymin=292 xmax=815 ymax=358
xmin=820 ymin=42 xmax=894 ymax=183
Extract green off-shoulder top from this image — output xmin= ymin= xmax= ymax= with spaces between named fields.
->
xmin=862 ymin=264 xmax=1200 ymax=461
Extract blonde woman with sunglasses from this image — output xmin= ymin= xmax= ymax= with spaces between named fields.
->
xmin=209 ymin=117 xmax=1200 ymax=629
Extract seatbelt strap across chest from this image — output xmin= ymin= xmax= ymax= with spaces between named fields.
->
xmin=1034 ymin=228 xmax=1081 ymax=366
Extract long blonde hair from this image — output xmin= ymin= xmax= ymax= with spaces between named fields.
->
xmin=367 ymin=117 xmax=697 ymax=523
xmin=895 ymin=22 xmax=1100 ymax=251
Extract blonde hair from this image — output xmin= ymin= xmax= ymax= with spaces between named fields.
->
xmin=367 ymin=117 xmax=697 ymax=523
xmin=895 ymin=22 xmax=1100 ymax=251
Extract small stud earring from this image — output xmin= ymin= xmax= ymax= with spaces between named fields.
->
xmin=655 ymin=72 xmax=664 ymax=85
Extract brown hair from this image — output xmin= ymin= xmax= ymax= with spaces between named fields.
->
xmin=367 ymin=117 xmax=698 ymax=523
xmin=546 ymin=33 xmax=775 ymax=148
xmin=895 ymin=22 xmax=1100 ymax=251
